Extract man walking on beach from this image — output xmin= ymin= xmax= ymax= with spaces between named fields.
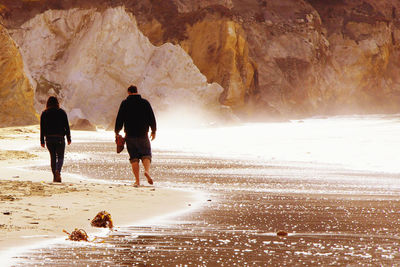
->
xmin=115 ymin=85 xmax=156 ymax=187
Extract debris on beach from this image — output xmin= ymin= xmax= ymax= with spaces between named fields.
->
xmin=63 ymin=228 xmax=89 ymax=241
xmin=0 ymin=150 xmax=37 ymax=160
xmin=277 ymin=230 xmax=288 ymax=237
xmin=0 ymin=195 xmax=17 ymax=201
xmin=91 ymin=211 xmax=114 ymax=229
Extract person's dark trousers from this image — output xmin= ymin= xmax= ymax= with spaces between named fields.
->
xmin=46 ymin=136 xmax=65 ymax=182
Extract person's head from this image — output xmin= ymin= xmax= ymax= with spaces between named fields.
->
xmin=127 ymin=85 xmax=138 ymax=94
xmin=46 ymin=96 xmax=59 ymax=109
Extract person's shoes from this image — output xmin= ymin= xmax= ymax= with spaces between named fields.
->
xmin=115 ymin=135 xmax=125 ymax=153
xmin=144 ymin=172 xmax=153 ymax=185
xmin=54 ymin=170 xmax=62 ymax=183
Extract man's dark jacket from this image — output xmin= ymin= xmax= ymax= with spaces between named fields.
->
xmin=115 ymin=94 xmax=156 ymax=137
xmin=40 ymin=108 xmax=71 ymax=145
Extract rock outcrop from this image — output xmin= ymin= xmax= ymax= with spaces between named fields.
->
xmin=70 ymin=118 xmax=96 ymax=131
xmin=0 ymin=24 xmax=37 ymax=127
xmin=307 ymin=0 xmax=400 ymax=114
xmin=131 ymin=0 xmax=330 ymax=117
xmin=10 ymin=7 xmax=223 ymax=126
xmin=237 ymin=0 xmax=330 ymax=117
xmin=181 ymin=19 xmax=256 ymax=110
xmin=135 ymin=3 xmax=256 ymax=111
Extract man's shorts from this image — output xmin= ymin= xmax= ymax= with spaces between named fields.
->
xmin=125 ymin=136 xmax=152 ymax=163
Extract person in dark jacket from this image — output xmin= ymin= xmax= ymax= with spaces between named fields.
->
xmin=40 ymin=96 xmax=71 ymax=183
xmin=115 ymin=85 xmax=156 ymax=187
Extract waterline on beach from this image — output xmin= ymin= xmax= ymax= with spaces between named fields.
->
xmin=2 ymin=157 xmax=205 ymax=266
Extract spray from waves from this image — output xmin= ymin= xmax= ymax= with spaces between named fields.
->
xmin=152 ymin=114 xmax=400 ymax=174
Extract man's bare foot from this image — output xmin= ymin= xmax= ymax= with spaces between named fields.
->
xmin=133 ymin=183 xmax=140 ymax=188
xmin=144 ymin=172 xmax=153 ymax=185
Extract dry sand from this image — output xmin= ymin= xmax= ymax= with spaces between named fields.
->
xmin=0 ymin=126 xmax=199 ymax=256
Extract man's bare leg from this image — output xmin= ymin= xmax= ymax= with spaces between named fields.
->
xmin=130 ymin=161 xmax=140 ymax=186
xmin=142 ymin=158 xmax=153 ymax=185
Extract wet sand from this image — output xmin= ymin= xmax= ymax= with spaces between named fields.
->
xmin=0 ymin=126 xmax=198 ymax=265
xmin=12 ymin=139 xmax=400 ymax=266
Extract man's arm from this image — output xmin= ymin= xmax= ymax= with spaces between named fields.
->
xmin=114 ymin=101 xmax=125 ymax=135
xmin=147 ymin=102 xmax=156 ymax=140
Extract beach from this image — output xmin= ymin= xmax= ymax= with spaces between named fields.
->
xmin=2 ymin=116 xmax=400 ymax=265
xmin=0 ymin=126 xmax=198 ymax=264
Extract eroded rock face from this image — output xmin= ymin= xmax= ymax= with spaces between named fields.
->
xmin=133 ymin=0 xmax=400 ymax=117
xmin=133 ymin=2 xmax=261 ymax=116
xmin=307 ymin=0 xmax=400 ymax=114
xmin=10 ymin=7 xmax=223 ymax=126
xmin=0 ymin=24 xmax=37 ymax=127
xmin=239 ymin=0 xmax=329 ymax=117
xmin=4 ymin=0 xmax=400 ymax=120
xmin=181 ymin=19 xmax=256 ymax=109
xmin=172 ymin=0 xmax=233 ymax=13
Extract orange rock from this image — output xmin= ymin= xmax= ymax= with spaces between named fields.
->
xmin=277 ymin=230 xmax=288 ymax=237
xmin=0 ymin=24 xmax=37 ymax=127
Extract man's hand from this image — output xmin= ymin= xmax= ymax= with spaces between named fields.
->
xmin=68 ymin=140 xmax=72 ymax=145
xmin=150 ymin=132 xmax=156 ymax=141
xmin=41 ymin=143 xmax=45 ymax=148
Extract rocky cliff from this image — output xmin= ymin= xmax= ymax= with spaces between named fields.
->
xmin=0 ymin=23 xmax=37 ymax=127
xmin=131 ymin=0 xmax=400 ymax=117
xmin=2 ymin=0 xmax=400 ymax=123
xmin=307 ymin=0 xmax=400 ymax=114
xmin=9 ymin=7 xmax=223 ymax=126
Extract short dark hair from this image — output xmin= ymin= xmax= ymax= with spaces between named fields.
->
xmin=128 ymin=85 xmax=138 ymax=93
xmin=46 ymin=96 xmax=59 ymax=109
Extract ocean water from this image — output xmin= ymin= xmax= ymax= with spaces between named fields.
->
xmin=155 ymin=114 xmax=400 ymax=174
xmin=9 ymin=115 xmax=400 ymax=266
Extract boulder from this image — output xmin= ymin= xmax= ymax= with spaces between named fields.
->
xmin=70 ymin=118 xmax=97 ymax=131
